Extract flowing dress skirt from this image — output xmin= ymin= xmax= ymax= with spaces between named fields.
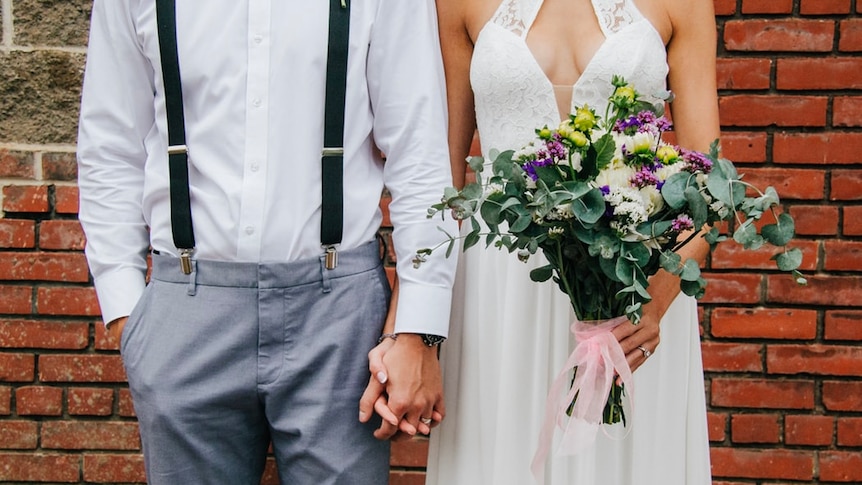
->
xmin=426 ymin=239 xmax=712 ymax=485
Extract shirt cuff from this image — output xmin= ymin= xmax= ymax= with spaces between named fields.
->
xmin=392 ymin=282 xmax=453 ymax=338
xmin=93 ymin=268 xmax=147 ymax=326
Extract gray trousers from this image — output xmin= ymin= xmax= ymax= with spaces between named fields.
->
xmin=120 ymin=241 xmax=391 ymax=484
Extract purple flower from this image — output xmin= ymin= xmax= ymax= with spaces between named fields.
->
xmin=630 ymin=166 xmax=661 ymax=188
xmin=522 ymin=157 xmax=554 ymax=181
xmin=671 ymin=214 xmax=694 ymax=232
xmin=681 ymin=148 xmax=713 ymax=173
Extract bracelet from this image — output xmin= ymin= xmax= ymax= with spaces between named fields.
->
xmin=377 ymin=333 xmax=398 ymax=344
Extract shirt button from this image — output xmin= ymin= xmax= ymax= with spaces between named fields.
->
xmin=253 ymin=34 xmax=263 ymax=44
xmin=245 ymin=226 xmax=255 ymax=235
xmin=250 ymin=162 xmax=260 ymax=172
xmin=252 ymin=98 xmax=262 ymax=107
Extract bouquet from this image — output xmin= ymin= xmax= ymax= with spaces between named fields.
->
xmin=415 ymin=75 xmax=804 ymax=463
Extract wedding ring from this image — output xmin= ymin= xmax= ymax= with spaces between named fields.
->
xmin=420 ymin=417 xmax=433 ymax=425
xmin=637 ymin=345 xmax=652 ymax=358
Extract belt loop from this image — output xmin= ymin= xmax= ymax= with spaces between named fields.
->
xmin=319 ymin=255 xmax=333 ymax=294
xmin=186 ymin=259 xmax=198 ymax=296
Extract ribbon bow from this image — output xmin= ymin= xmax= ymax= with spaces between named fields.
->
xmin=530 ymin=315 xmax=634 ymax=482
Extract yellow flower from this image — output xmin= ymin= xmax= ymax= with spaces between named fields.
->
xmin=614 ymin=85 xmax=636 ymax=102
xmin=538 ymin=126 xmax=553 ymax=139
xmin=656 ymin=145 xmax=679 ymax=164
xmin=567 ymin=131 xmax=589 ymax=148
xmin=572 ymin=105 xmax=597 ymax=131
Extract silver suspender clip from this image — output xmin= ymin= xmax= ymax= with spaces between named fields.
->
xmin=168 ymin=144 xmax=188 ymax=155
xmin=322 ymin=147 xmax=344 ymax=157
xmin=323 ymin=245 xmax=338 ymax=270
xmin=179 ymin=248 xmax=195 ymax=275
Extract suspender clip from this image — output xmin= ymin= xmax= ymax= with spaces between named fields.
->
xmin=323 ymin=245 xmax=338 ymax=270
xmin=179 ymin=248 xmax=195 ymax=275
xmin=168 ymin=144 xmax=188 ymax=155
xmin=322 ymin=147 xmax=344 ymax=157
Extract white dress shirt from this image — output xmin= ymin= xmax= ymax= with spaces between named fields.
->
xmin=77 ymin=0 xmax=458 ymax=336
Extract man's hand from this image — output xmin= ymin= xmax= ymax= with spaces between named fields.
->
xmin=107 ymin=316 xmax=129 ymax=343
xmin=358 ymin=334 xmax=445 ymax=440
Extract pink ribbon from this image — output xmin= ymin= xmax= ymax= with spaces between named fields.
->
xmin=530 ymin=315 xmax=634 ymax=482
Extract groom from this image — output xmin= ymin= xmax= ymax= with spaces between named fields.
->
xmin=76 ymin=0 xmax=457 ymax=483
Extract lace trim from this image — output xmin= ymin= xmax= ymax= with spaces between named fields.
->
xmin=491 ymin=0 xmax=540 ymax=37
xmin=594 ymin=0 xmax=642 ymax=36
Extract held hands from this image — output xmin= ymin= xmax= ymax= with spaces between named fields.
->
xmin=358 ymin=334 xmax=445 ymax=440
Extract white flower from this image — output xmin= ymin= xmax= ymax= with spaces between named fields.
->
xmin=625 ymin=131 xmax=656 ymax=155
xmin=596 ymin=165 xmax=636 ymax=191
xmin=639 ymin=185 xmax=664 ymax=216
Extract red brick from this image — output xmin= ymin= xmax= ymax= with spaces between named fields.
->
xmin=787 ymin=205 xmax=839 ymax=236
xmin=711 ymin=378 xmax=814 ymax=409
xmin=837 ymin=417 xmax=862 ymax=446
xmin=832 ymin=170 xmax=862 ymax=200
xmin=741 ymin=168 xmax=825 ymax=200
xmin=2 ymin=185 xmax=49 ymax=213
xmin=741 ymin=0 xmax=793 ymax=14
xmin=719 ymin=132 xmax=768 ymax=163
xmin=714 ymin=0 xmax=737 ymax=15
xmin=800 ymin=0 xmax=851 ymax=14
xmin=834 ymin=96 xmax=862 ymax=127
xmin=839 ymin=19 xmax=862 ymax=51
xmin=391 ymin=438 xmax=429 ymax=467
xmin=261 ymin=458 xmax=278 ymax=485
xmin=39 ymin=219 xmax=87 ymax=250
xmin=700 ymin=273 xmax=763 ymax=304
xmin=820 ymin=451 xmax=862 ymax=482
xmin=39 ymin=354 xmax=126 ymax=383
xmin=844 ymin=206 xmax=862 ymax=236
xmin=0 ymin=386 xmax=10 ymax=415
xmin=709 ymin=448 xmax=814 ymax=480
xmin=390 ymin=471 xmax=427 ymax=485
xmin=774 ymin=132 xmax=862 ymax=164
xmin=68 ymin=387 xmax=115 ymax=416
xmin=95 ymin=320 xmax=120 ymax=351
xmin=701 ymin=342 xmax=763 ymax=372
xmin=0 ymin=353 xmax=35 ymax=382
xmin=719 ymin=95 xmax=827 ymax=127
xmin=0 ymin=319 xmax=89 ymax=350
xmin=0 ymin=285 xmax=32 ymax=314
xmin=41 ymin=152 xmax=78 ymax=181
xmin=731 ymin=413 xmax=780 ymax=443
xmin=784 ymin=414 xmax=834 ymax=446
xmin=54 ymin=185 xmax=79 ymax=214
xmin=767 ymin=344 xmax=862 ymax=376
xmin=724 ymin=19 xmax=835 ymax=52
xmin=0 ymin=421 xmax=39 ymax=449
xmin=118 ymin=389 xmax=136 ymax=417
xmin=16 ymin=386 xmax=63 ymax=416
xmin=42 ymin=421 xmax=140 ymax=450
xmin=823 ymin=381 xmax=862 ymax=411
xmin=83 ymin=453 xmax=146 ymax=484
xmin=768 ymin=275 xmax=858 ymax=306
xmin=716 ymin=58 xmax=772 ymax=90
xmin=711 ymin=240 xmax=818 ymax=271
xmin=37 ymin=286 xmax=101 ymax=316
xmin=707 ymin=411 xmax=727 ymax=442
xmin=825 ymin=310 xmax=862 ymax=341
xmin=0 ymin=453 xmax=79 ymax=482
xmin=0 ymin=252 xmax=90 ymax=282
xmin=777 ymin=58 xmax=862 ymax=90
xmin=0 ymin=219 xmax=36 ymax=248
xmin=0 ymin=150 xmax=34 ymax=178
xmin=711 ymin=308 xmax=817 ymax=339
xmin=824 ymin=240 xmax=862 ymax=271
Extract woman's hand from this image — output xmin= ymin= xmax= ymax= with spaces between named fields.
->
xmin=611 ymin=306 xmax=661 ymax=373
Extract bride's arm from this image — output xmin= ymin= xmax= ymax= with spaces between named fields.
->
xmin=436 ymin=0 xmax=478 ymax=188
xmin=613 ymin=0 xmax=720 ymax=372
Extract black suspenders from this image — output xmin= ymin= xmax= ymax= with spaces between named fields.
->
xmin=155 ymin=0 xmax=350 ymax=274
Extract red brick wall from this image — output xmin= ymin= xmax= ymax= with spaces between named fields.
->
xmin=0 ymin=1 xmax=859 ymax=484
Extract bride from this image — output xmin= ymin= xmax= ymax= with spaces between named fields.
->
xmin=423 ymin=0 xmax=720 ymax=483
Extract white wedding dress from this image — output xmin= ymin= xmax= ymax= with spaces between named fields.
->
xmin=426 ymin=0 xmax=712 ymax=484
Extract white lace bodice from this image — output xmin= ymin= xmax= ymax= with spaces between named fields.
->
xmin=471 ymin=0 xmax=669 ymax=157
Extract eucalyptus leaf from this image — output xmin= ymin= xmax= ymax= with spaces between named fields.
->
xmin=616 ymin=257 xmax=635 ymax=285
xmin=679 ymin=258 xmax=702 ymax=282
xmin=680 ymin=277 xmax=706 ymax=298
xmin=661 ymin=172 xmax=694 ymax=210
xmin=660 ymin=250 xmax=682 ymax=274
xmin=463 ymin=228 xmax=480 ymax=250
xmin=510 ymin=213 xmax=533 ymax=233
xmin=467 ymin=155 xmax=485 ymax=174
xmin=772 ymin=247 xmax=803 ymax=271
xmin=762 ymin=213 xmax=795 ymax=246
xmin=530 ymin=265 xmax=555 ymax=282
xmin=733 ymin=219 xmax=757 ymax=245
xmin=572 ymin=188 xmax=606 ymax=224
xmin=684 ymin=186 xmax=709 ymax=229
